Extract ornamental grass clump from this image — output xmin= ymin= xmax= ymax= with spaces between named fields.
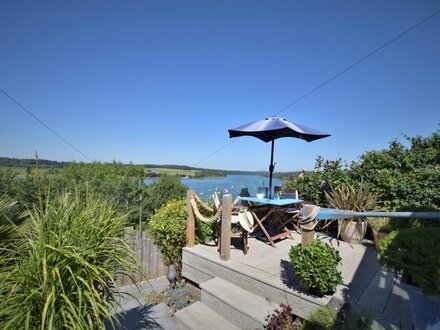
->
xmin=289 ymin=241 xmax=343 ymax=296
xmin=325 ymin=183 xmax=381 ymax=242
xmin=0 ymin=193 xmax=138 ymax=330
xmin=298 ymin=305 xmax=372 ymax=330
xmin=0 ymin=195 xmax=25 ymax=249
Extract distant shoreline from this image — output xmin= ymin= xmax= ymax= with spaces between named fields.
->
xmin=0 ymin=157 xmax=297 ymax=179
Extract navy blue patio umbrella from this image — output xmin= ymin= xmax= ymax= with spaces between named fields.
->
xmin=228 ymin=116 xmax=330 ymax=198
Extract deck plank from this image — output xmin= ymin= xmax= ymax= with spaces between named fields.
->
xmin=383 ymin=282 xmax=413 ymax=330
xmin=183 ymin=234 xmax=411 ymax=328
xmin=357 ymin=270 xmax=395 ymax=314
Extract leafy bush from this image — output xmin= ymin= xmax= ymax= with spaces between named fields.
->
xmin=1 ymin=162 xmax=147 ymax=226
xmin=336 ymin=308 xmax=372 ymax=330
xmin=289 ymin=241 xmax=343 ymax=295
xmin=298 ymin=305 xmax=336 ymax=330
xmin=147 ymin=199 xmax=187 ymax=267
xmin=350 ymin=129 xmax=440 ymax=214
xmin=298 ymin=306 xmax=372 ymax=330
xmin=378 ymin=227 xmax=440 ymax=295
xmin=265 ymin=303 xmax=297 ymax=330
xmin=284 ymin=156 xmax=351 ymax=206
xmin=147 ymin=199 xmax=213 ymax=268
xmin=141 ymin=175 xmax=187 ymax=223
xmin=283 ymin=128 xmax=440 ymax=219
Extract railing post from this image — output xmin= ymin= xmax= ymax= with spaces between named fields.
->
xmin=300 ymin=204 xmax=316 ymax=247
xmin=220 ymin=194 xmax=232 ymax=261
xmin=186 ymin=190 xmax=195 ymax=247
xmin=301 ymin=227 xmax=315 ymax=247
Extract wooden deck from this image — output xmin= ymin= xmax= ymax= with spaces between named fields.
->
xmin=182 ymin=232 xmax=413 ymax=329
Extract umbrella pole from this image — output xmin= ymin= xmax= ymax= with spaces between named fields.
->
xmin=269 ymin=139 xmax=275 ymax=199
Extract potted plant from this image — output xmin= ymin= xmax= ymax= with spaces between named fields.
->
xmin=367 ymin=217 xmax=392 ymax=251
xmin=325 ymin=183 xmax=380 ymax=244
xmin=289 ymin=240 xmax=343 ymax=296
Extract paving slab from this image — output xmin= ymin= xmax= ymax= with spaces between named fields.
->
xmin=109 ymin=276 xmax=177 ymax=330
xmin=112 ymin=303 xmax=177 ymax=330
xmin=175 ymin=301 xmax=240 ymax=330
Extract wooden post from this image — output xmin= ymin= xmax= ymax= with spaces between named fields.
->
xmin=301 ymin=226 xmax=315 ymax=247
xmin=220 ymin=194 xmax=232 ymax=261
xmin=186 ymin=190 xmax=195 ymax=247
xmin=300 ymin=204 xmax=316 ymax=247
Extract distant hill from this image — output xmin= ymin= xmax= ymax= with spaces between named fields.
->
xmin=0 ymin=157 xmax=69 ymax=168
xmin=0 ymin=157 xmax=297 ymax=179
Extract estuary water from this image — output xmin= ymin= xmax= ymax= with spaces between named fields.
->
xmin=144 ymin=175 xmax=283 ymax=199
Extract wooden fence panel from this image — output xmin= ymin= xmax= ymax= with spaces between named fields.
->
xmin=116 ymin=229 xmax=167 ymax=287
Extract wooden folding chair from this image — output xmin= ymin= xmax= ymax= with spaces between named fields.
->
xmin=214 ymin=192 xmax=252 ymax=254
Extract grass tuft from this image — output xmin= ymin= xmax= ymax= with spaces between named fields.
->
xmin=0 ymin=193 xmax=138 ymax=329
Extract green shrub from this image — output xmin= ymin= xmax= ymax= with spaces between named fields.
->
xmin=282 ymin=128 xmax=440 ymax=217
xmin=147 ymin=199 xmax=213 ymax=268
xmin=147 ymin=199 xmax=187 ymax=267
xmin=350 ymin=130 xmax=440 ymax=213
xmin=298 ymin=306 xmax=372 ymax=330
xmin=141 ymin=175 xmax=187 ymax=223
xmin=284 ymin=156 xmax=351 ymax=207
xmin=298 ymin=305 xmax=336 ymax=330
xmin=0 ymin=193 xmax=138 ymax=329
xmin=336 ymin=308 xmax=372 ymax=330
xmin=289 ymin=241 xmax=343 ymax=295
xmin=378 ymin=227 xmax=440 ymax=295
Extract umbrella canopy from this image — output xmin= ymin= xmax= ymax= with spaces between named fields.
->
xmin=229 ymin=116 xmax=330 ymax=198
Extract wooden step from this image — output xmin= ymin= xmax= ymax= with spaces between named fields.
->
xmin=174 ymin=301 xmax=239 ymax=330
xmin=182 ymin=245 xmax=329 ymax=319
xmin=200 ymin=277 xmax=278 ymax=329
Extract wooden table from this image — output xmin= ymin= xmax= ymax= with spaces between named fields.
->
xmin=239 ymin=197 xmax=303 ymax=247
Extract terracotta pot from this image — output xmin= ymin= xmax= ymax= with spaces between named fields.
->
xmin=372 ymin=229 xmax=390 ymax=251
xmin=340 ymin=221 xmax=367 ymax=244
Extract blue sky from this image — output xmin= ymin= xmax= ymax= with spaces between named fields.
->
xmin=1 ymin=1 xmax=439 ymax=172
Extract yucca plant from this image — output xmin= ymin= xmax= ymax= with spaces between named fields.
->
xmin=325 ymin=183 xmax=380 ymax=243
xmin=0 ymin=193 xmax=138 ymax=329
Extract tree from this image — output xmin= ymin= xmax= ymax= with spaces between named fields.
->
xmin=141 ymin=175 xmax=187 ymax=224
xmin=350 ymin=128 xmax=440 ymax=220
xmin=283 ymin=156 xmax=351 ymax=206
